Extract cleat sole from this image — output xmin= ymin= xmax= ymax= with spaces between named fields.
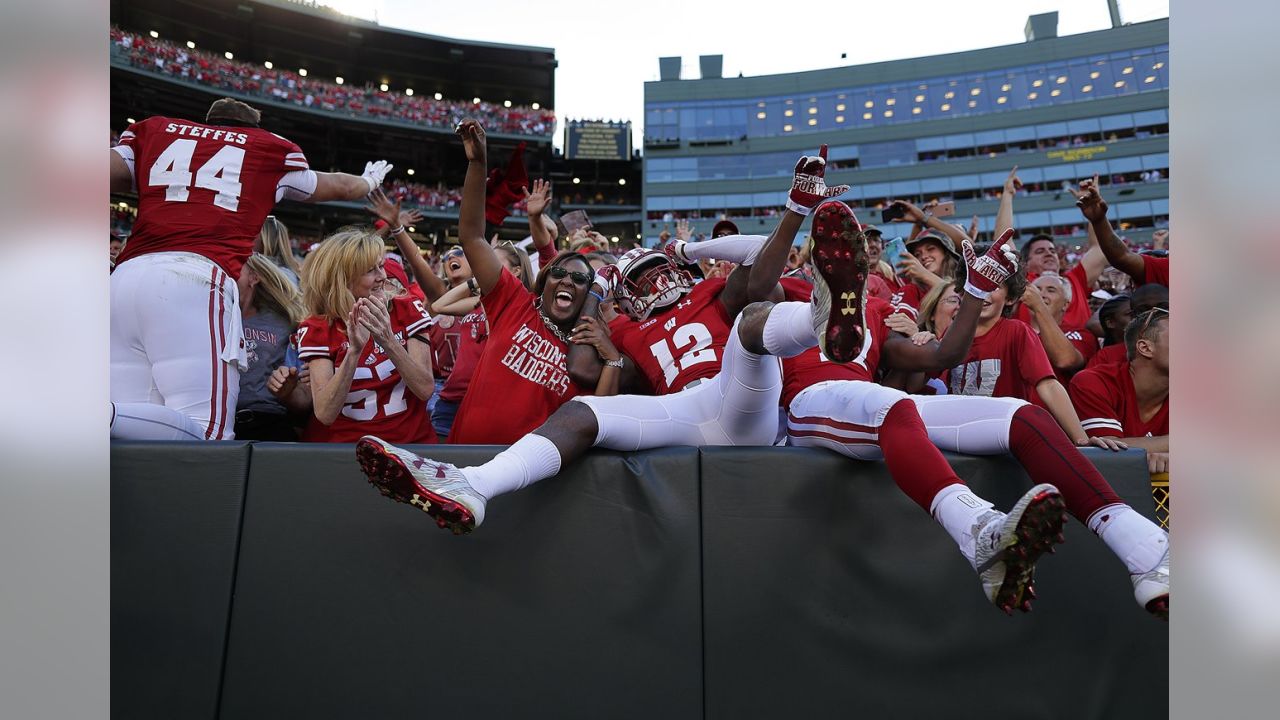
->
xmin=809 ymin=201 xmax=869 ymax=363
xmin=1146 ymin=595 xmax=1169 ymax=622
xmin=992 ymin=489 xmax=1067 ymax=615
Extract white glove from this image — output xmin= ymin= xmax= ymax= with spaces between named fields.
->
xmin=361 ymin=160 xmax=393 ymax=194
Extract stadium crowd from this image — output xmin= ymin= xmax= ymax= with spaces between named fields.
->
xmin=111 ymin=27 xmax=556 ymax=136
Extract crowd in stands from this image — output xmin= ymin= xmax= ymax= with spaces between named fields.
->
xmin=110 ymin=27 xmax=556 ymax=136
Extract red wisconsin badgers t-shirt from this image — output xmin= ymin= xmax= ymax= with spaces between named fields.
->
xmin=295 ymin=296 xmax=436 ymax=444
xmin=1070 ymin=360 xmax=1169 ymax=438
xmin=610 ymin=278 xmax=731 ymax=395
xmin=113 ymin=116 xmax=309 ymax=279
xmin=945 ymin=317 xmax=1055 ymax=402
xmin=447 ymin=270 xmax=587 ymax=444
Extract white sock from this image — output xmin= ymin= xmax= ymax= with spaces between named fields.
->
xmin=930 ymin=483 xmax=996 ymax=567
xmin=1088 ymin=504 xmax=1168 ymax=574
xmin=461 ymin=433 xmax=562 ymax=500
xmin=678 ymin=234 xmax=767 ymax=265
xmin=762 ymin=301 xmax=817 ymax=358
xmin=111 ymin=402 xmax=208 ymax=441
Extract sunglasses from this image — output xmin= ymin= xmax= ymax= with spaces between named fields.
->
xmin=548 ymin=265 xmax=591 ymax=286
xmin=1136 ymin=306 xmax=1169 ymax=336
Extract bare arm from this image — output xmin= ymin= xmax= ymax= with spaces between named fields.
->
xmin=880 ymin=292 xmax=985 ymax=371
xmin=1035 ymin=378 xmax=1090 ymax=444
xmin=267 ymin=366 xmax=313 ymax=414
xmin=431 ymin=282 xmax=482 ymax=317
xmin=455 ymin=121 xmax=505 ymax=293
xmin=308 ymin=353 xmax=362 ymax=426
xmin=524 ymin=179 xmax=556 ymax=254
xmin=1114 ymin=435 xmax=1169 ymax=452
xmin=995 ymin=167 xmax=1021 ymax=239
xmin=1070 ymin=174 xmax=1145 ymax=281
xmin=386 ymin=337 xmax=436 ymax=402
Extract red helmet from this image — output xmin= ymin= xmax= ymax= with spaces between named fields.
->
xmin=613 ymin=248 xmax=694 ymax=322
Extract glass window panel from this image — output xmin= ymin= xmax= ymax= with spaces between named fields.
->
xmin=1115 ymin=200 xmax=1153 ymax=218
xmin=1068 ymin=118 xmax=1101 ymax=134
xmin=1036 ymin=122 xmax=1069 ymax=139
xmin=980 ymin=171 xmax=1010 ymax=187
xmin=1017 ymin=166 xmax=1044 ymax=183
xmin=752 ymin=191 xmax=784 ymax=206
xmin=646 ymin=196 xmax=672 ymax=211
xmin=944 ymin=133 xmax=975 ymax=149
xmin=1142 ymin=153 xmax=1169 ymax=170
xmin=1004 ymin=125 xmax=1035 ymax=142
xmin=1151 ymin=198 xmax=1169 ymax=215
xmin=1133 ymin=109 xmax=1167 ymax=126
xmin=723 ymin=193 xmax=754 ymax=208
xmin=1042 ymin=164 xmax=1076 ymax=182
xmin=948 ymin=174 xmax=979 ymax=191
xmin=1050 ymin=208 xmax=1083 ymax=225
xmin=1100 ymin=113 xmax=1134 ymax=131
xmin=920 ymin=177 xmax=950 ymax=193
xmin=1017 ymin=210 xmax=1051 ymax=228
xmin=1107 ymin=156 xmax=1144 ymax=173
xmin=861 ymin=182 xmax=891 ymax=198
xmin=916 ymin=135 xmax=945 ymax=152
xmin=890 ymin=180 xmax=920 ymax=196
xmin=974 ymin=130 xmax=1004 ymax=146
xmin=828 ymin=144 xmax=859 ymax=161
xmin=1075 ymin=160 xmax=1108 ymax=178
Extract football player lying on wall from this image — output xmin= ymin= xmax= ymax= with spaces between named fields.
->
xmin=659 ymin=219 xmax=1166 ymax=618
xmin=353 ymin=142 xmax=849 ymax=524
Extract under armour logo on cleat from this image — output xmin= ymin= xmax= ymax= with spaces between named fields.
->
xmin=436 ymin=467 xmax=447 ymax=478
xmin=412 ymin=458 xmax=428 ymax=470
xmin=840 ymin=292 xmax=859 ymax=316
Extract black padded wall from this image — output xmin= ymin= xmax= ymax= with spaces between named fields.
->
xmin=111 ymin=442 xmax=253 ymax=720
xmin=216 ymin=444 xmax=703 ymax=720
xmin=699 ymin=447 xmax=1167 ymax=720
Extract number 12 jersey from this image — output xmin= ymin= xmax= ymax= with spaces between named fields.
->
xmin=609 ymin=278 xmax=731 ymax=395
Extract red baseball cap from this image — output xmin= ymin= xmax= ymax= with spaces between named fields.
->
xmin=383 ymin=256 xmax=410 ymax=288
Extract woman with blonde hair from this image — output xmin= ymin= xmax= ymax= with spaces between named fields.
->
xmin=234 ymin=253 xmax=309 ymax=440
xmin=255 ymin=215 xmax=304 ymax=286
xmin=295 ymin=229 xmax=437 ymax=443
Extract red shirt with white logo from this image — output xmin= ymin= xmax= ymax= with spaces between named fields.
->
xmin=1048 ymin=325 xmax=1099 ymax=385
xmin=778 ymin=278 xmax=895 ymax=408
xmin=295 ymin=296 xmax=436 ymax=444
xmin=113 ymin=116 xmax=309 ymax=279
xmin=438 ymin=306 xmax=488 ymax=403
xmin=1070 ymin=360 xmax=1169 ymax=438
xmin=610 ymin=278 xmax=731 ymax=395
xmin=447 ymin=270 xmax=587 ymax=444
xmin=945 ymin=317 xmax=1055 ymax=402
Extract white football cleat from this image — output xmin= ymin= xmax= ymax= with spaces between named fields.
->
xmin=973 ymin=484 xmax=1068 ymax=615
xmin=355 ymin=436 xmax=487 ymax=534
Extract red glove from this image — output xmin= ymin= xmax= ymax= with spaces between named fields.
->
xmin=786 ymin=145 xmax=850 ymax=216
xmin=962 ymin=228 xmax=1019 ymax=299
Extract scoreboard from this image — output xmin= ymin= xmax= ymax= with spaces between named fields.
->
xmin=565 ymin=120 xmax=632 ymax=161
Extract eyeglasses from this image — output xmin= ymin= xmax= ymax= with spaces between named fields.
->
xmin=1136 ymin=306 xmax=1169 ymax=336
xmin=548 ymin=265 xmax=591 ymax=286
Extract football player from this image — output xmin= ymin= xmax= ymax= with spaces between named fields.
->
xmin=109 ymin=97 xmax=392 ymax=440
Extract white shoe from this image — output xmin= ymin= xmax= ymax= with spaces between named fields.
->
xmin=1133 ymin=545 xmax=1169 ymax=621
xmin=973 ymin=484 xmax=1068 ymax=615
xmin=355 ymin=436 xmax=488 ymax=534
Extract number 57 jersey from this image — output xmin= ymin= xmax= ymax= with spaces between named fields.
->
xmin=609 ymin=278 xmax=731 ymax=395
xmin=113 ymin=116 xmax=310 ymax=279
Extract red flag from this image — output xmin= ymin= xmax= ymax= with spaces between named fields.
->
xmin=485 ymin=141 xmax=528 ymax=227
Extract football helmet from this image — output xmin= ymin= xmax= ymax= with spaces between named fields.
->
xmin=612 ymin=248 xmax=694 ymax=322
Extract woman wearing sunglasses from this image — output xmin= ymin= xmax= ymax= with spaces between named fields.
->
xmin=442 ymin=120 xmax=605 ymax=445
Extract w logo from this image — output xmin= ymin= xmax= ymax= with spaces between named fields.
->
xmin=949 ymin=359 xmax=1002 ymax=397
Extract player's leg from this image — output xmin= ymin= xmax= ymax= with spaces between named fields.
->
xmin=913 ymin=394 xmax=1170 ymax=618
xmin=710 ymin=304 xmax=784 ymax=445
xmin=788 ymin=380 xmax=1066 ymax=613
xmin=110 ymin=255 xmax=218 ymax=441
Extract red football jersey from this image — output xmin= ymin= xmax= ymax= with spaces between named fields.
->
xmin=889 ymin=282 xmax=928 ymax=319
xmin=1088 ymin=342 xmax=1128 ymax=369
xmin=1019 ymin=264 xmax=1091 ymax=330
xmin=778 ymin=278 xmax=893 ymax=408
xmin=447 ymin=270 xmax=587 ymax=444
xmin=1070 ymin=360 xmax=1169 ymax=438
xmin=610 ymin=278 xmax=732 ymax=395
xmin=945 ymin=317 xmax=1055 ymax=402
xmin=295 ymin=296 xmax=436 ymax=444
xmin=437 ymin=305 xmax=488 ymax=403
xmin=1054 ymin=326 xmax=1100 ymax=385
xmin=114 ymin=116 xmax=310 ymax=279
xmin=1138 ymin=255 xmax=1169 ymax=287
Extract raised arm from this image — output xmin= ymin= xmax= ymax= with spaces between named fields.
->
xmin=994 ymin=166 xmax=1021 ymax=239
xmin=455 ymin=120 xmax=505 ymax=294
xmin=431 ymin=282 xmax=482 ymax=317
xmin=365 ymin=189 xmax=447 ymax=302
xmin=725 ymin=145 xmax=848 ymax=318
xmin=524 ymin=179 xmax=558 ymax=259
xmin=1070 ymin=175 xmax=1145 ymax=281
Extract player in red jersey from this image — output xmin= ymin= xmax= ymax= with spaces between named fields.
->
xmin=352 ymin=144 xmax=850 ymax=531
xmin=1071 ymin=308 xmax=1169 ymax=474
xmin=1071 ymin=175 xmax=1170 ymax=288
xmin=772 ymin=223 xmax=1167 ymax=618
xmin=296 ymin=230 xmax=436 ymax=444
xmin=109 ymin=97 xmax=392 ymax=440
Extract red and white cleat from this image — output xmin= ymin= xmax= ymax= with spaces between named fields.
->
xmin=973 ymin=483 xmax=1068 ymax=615
xmin=355 ymin=435 xmax=487 ymax=535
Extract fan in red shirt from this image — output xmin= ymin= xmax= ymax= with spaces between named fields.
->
xmin=431 ymin=121 xmax=607 ymax=445
xmin=109 ymin=97 xmax=392 ymax=441
xmin=1020 ymin=272 xmax=1098 ymax=384
xmin=1089 ymin=284 xmax=1167 ymax=369
xmin=1088 ymin=294 xmax=1133 ymax=369
xmin=1071 ymin=176 xmax=1170 ymax=289
xmin=295 ymin=230 xmax=436 ymax=444
xmin=945 ymin=263 xmax=1096 ymax=444
xmin=1071 ymin=308 xmax=1170 ymax=473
